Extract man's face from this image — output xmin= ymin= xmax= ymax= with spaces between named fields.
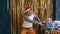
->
xmin=26 ymin=10 xmax=32 ymax=16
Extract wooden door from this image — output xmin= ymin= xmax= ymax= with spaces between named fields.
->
xmin=8 ymin=0 xmax=53 ymax=34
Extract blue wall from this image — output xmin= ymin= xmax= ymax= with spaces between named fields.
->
xmin=56 ymin=0 xmax=60 ymax=20
xmin=0 ymin=0 xmax=11 ymax=34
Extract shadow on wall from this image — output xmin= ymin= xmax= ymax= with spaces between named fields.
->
xmin=0 ymin=0 xmax=11 ymax=34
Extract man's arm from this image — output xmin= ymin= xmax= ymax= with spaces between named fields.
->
xmin=33 ymin=13 xmax=40 ymax=22
xmin=33 ymin=13 xmax=43 ymax=25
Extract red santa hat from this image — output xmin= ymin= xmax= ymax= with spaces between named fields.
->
xmin=25 ymin=6 xmax=32 ymax=13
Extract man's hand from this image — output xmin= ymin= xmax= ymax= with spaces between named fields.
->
xmin=38 ymin=22 xmax=43 ymax=25
xmin=36 ymin=21 xmax=43 ymax=25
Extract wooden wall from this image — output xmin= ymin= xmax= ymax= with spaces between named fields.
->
xmin=9 ymin=0 xmax=53 ymax=34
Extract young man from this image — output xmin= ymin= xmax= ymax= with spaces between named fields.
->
xmin=21 ymin=6 xmax=42 ymax=34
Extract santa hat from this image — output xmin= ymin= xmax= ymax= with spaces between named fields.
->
xmin=25 ymin=6 xmax=32 ymax=13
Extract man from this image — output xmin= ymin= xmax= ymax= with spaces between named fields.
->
xmin=21 ymin=6 xmax=42 ymax=34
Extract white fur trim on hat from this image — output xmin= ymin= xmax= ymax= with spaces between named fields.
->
xmin=25 ymin=8 xmax=32 ymax=13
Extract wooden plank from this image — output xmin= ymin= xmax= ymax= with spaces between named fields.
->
xmin=17 ymin=0 xmax=21 ymax=34
xmin=10 ymin=0 xmax=17 ymax=34
xmin=17 ymin=0 xmax=24 ymax=34
xmin=12 ymin=0 xmax=17 ymax=34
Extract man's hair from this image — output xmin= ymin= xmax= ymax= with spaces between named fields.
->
xmin=25 ymin=6 xmax=32 ymax=11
